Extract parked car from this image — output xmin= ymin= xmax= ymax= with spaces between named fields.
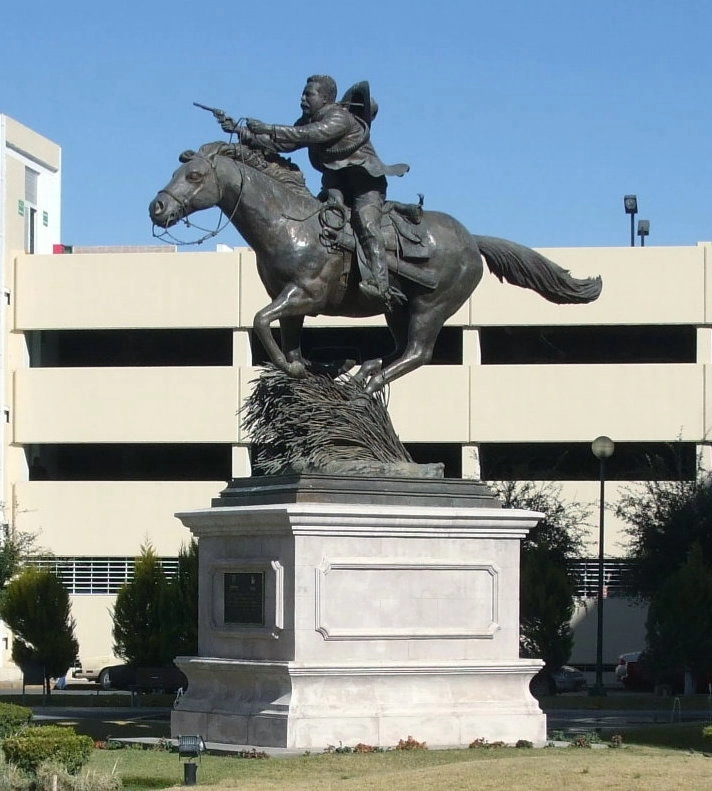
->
xmin=70 ymin=656 xmax=118 ymax=687
xmin=615 ymin=651 xmax=646 ymax=689
xmin=615 ymin=650 xmax=712 ymax=694
xmin=529 ymin=665 xmax=587 ymax=698
xmin=97 ymin=663 xmax=188 ymax=694
xmin=551 ymin=665 xmax=587 ymax=693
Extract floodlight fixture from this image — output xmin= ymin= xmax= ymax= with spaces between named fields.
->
xmin=623 ymin=195 xmax=638 ymax=247
xmin=623 ymin=195 xmax=638 ymax=214
xmin=637 ymin=219 xmax=650 ymax=247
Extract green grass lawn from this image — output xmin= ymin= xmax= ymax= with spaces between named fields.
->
xmin=11 ymin=692 xmax=712 ymax=790
xmin=87 ymin=743 xmax=712 ymax=791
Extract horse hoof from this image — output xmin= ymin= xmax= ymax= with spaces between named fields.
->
xmin=354 ymin=359 xmax=383 ymax=384
xmin=285 ymin=361 xmax=307 ymax=378
xmin=364 ymin=375 xmax=385 ymax=396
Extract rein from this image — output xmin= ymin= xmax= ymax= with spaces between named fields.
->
xmin=152 ymin=131 xmax=326 ymax=246
xmin=152 ymin=133 xmax=248 ymax=247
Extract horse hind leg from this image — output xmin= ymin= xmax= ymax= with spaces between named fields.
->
xmin=364 ymin=311 xmax=443 ymax=396
xmin=352 ymin=306 xmax=410 ymax=386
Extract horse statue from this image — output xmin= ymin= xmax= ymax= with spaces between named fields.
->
xmin=149 ymin=141 xmax=602 ymax=395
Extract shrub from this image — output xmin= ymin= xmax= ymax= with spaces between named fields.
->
xmin=2 ymin=726 xmax=93 ymax=775
xmin=0 ymin=763 xmax=31 ymax=791
xmin=35 ymin=761 xmax=121 ymax=791
xmin=0 ymin=703 xmax=32 ymax=738
xmin=395 ymin=736 xmax=427 ymax=750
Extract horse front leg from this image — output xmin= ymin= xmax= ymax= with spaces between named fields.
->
xmin=280 ymin=315 xmax=306 ymax=367
xmin=253 ymin=286 xmax=311 ymax=378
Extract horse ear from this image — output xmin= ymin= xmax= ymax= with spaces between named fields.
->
xmin=179 ymin=150 xmax=195 ymax=163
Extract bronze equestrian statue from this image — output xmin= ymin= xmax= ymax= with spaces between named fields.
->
xmin=149 ymin=76 xmax=602 ymax=396
xmin=222 ymin=75 xmax=408 ymax=309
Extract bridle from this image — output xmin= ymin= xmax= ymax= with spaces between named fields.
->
xmin=152 ymin=150 xmax=243 ymax=247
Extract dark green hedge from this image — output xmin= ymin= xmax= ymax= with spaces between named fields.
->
xmin=2 ymin=725 xmax=93 ymax=774
xmin=0 ymin=702 xmax=32 ymax=738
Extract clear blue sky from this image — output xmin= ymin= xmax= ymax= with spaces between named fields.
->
xmin=2 ymin=0 xmax=710 ymax=250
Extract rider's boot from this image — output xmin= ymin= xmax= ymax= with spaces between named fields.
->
xmin=358 ymin=235 xmax=392 ymax=308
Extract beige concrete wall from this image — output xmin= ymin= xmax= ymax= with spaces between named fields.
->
xmin=12 ymin=480 xmax=218 ymax=555
xmin=4 ymin=159 xmax=27 ymax=254
xmin=5 ymin=117 xmax=61 ymax=172
xmin=70 ymin=596 xmax=118 ymax=667
xmin=13 ymin=367 xmax=239 ymax=443
xmin=389 ymin=366 xmax=471 ymax=442
xmin=13 ymin=251 xmax=242 ymax=330
xmin=471 ymin=246 xmax=706 ymax=327
xmin=570 ymin=598 xmax=648 ymax=666
xmin=555 ymin=480 xmax=636 ymax=557
xmin=15 ymin=244 xmax=702 ymax=333
xmin=470 ymin=363 xmax=704 ymax=442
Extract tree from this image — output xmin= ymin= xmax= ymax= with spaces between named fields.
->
xmin=490 ymin=480 xmax=590 ymax=669
xmin=113 ymin=541 xmax=199 ymax=667
xmin=0 ymin=567 xmax=78 ymax=695
xmin=616 ymin=470 xmax=712 ymax=599
xmin=644 ymin=543 xmax=712 ymax=691
xmin=112 ymin=544 xmax=172 ymax=667
xmin=519 ymin=546 xmax=575 ymax=668
xmin=162 ymin=540 xmax=199 ymax=658
xmin=0 ymin=528 xmax=41 ymax=591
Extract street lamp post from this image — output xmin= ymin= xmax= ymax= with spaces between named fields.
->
xmin=591 ymin=435 xmax=615 ymax=696
xmin=637 ymin=219 xmax=650 ymax=247
xmin=624 ymin=195 xmax=638 ymax=247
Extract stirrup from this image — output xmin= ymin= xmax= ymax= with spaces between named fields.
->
xmin=359 ymin=280 xmax=404 ymax=310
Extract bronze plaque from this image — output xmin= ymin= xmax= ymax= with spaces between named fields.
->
xmin=224 ymin=572 xmax=264 ymax=625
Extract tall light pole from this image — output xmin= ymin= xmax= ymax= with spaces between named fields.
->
xmin=624 ymin=195 xmax=638 ymax=247
xmin=637 ymin=219 xmax=650 ymax=247
xmin=590 ymin=435 xmax=614 ymax=696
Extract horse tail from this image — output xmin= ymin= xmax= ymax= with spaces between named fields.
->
xmin=473 ymin=235 xmax=602 ymax=304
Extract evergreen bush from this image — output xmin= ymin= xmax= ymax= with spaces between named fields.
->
xmin=2 ymin=726 xmax=93 ymax=775
xmin=0 ymin=703 xmax=32 ymax=738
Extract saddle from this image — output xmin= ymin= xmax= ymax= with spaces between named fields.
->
xmin=319 ymin=199 xmax=438 ymax=290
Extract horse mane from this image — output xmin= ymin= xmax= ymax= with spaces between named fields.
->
xmin=196 ymin=141 xmax=315 ymax=200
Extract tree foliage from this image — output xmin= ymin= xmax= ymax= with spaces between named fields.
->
xmin=519 ymin=546 xmax=575 ymax=667
xmin=162 ymin=540 xmax=199 ymax=658
xmin=0 ymin=567 xmax=78 ymax=691
xmin=113 ymin=541 xmax=198 ymax=666
xmin=616 ymin=471 xmax=712 ymax=599
xmin=0 ymin=528 xmax=41 ymax=592
xmin=113 ymin=544 xmax=171 ymax=666
xmin=645 ymin=543 xmax=712 ymax=684
xmin=489 ymin=481 xmax=589 ymax=668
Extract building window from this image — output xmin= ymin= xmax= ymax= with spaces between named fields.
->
xmin=250 ymin=327 xmax=463 ymax=367
xmin=569 ymin=559 xmax=635 ymax=598
xmin=404 ymin=443 xmax=462 ymax=478
xmin=24 ymin=167 xmax=39 ymax=254
xmin=480 ymin=325 xmax=696 ymax=365
xmin=26 ymin=329 xmax=233 ymax=367
xmin=28 ymin=556 xmax=178 ymax=595
xmin=480 ymin=441 xmax=697 ymax=481
xmin=27 ymin=444 xmax=232 ymax=481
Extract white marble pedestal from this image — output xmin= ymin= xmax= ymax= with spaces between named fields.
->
xmin=171 ymin=475 xmax=546 ymax=749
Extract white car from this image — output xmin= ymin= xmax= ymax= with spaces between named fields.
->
xmin=70 ymin=656 xmax=118 ymax=688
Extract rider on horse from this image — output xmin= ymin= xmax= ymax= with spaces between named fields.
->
xmin=219 ymin=75 xmax=409 ymax=309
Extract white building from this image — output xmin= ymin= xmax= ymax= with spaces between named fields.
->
xmin=4 ymin=116 xmax=708 ymax=677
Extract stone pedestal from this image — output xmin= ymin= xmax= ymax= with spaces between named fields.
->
xmin=172 ymin=475 xmax=546 ymax=748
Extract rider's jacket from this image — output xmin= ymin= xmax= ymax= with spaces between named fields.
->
xmin=269 ymin=103 xmax=409 ymax=179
